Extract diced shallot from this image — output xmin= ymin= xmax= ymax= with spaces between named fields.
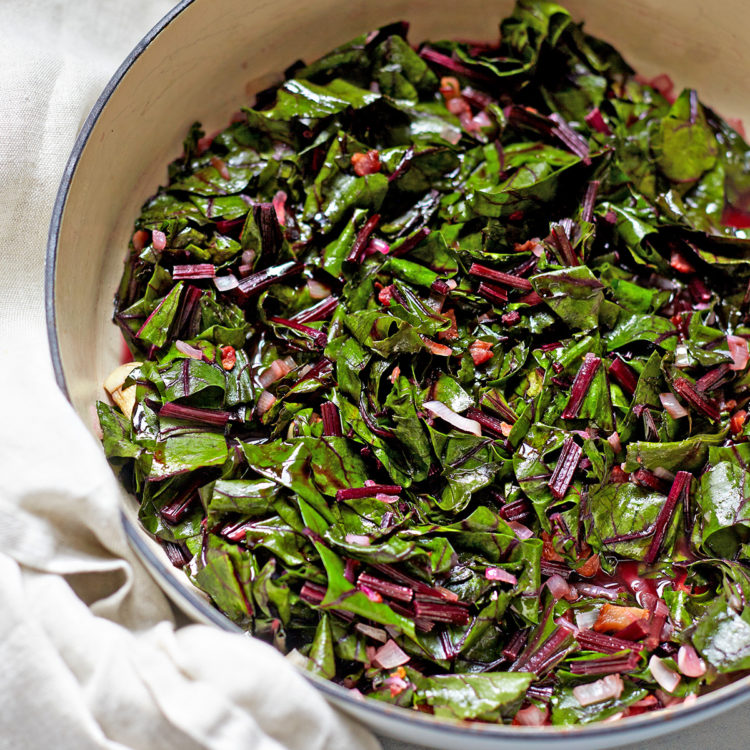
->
xmin=307 ymin=279 xmax=331 ymax=299
xmin=677 ymin=644 xmax=707 ymax=678
xmin=345 ymin=533 xmax=371 ymax=546
xmin=547 ymin=574 xmax=572 ymax=600
xmin=259 ymin=358 xmax=292 ymax=387
xmin=372 ymin=639 xmax=410 ymax=669
xmin=256 ymin=390 xmax=276 ymax=415
xmin=175 ymin=340 xmax=204 ymax=360
xmin=660 ymin=392 xmax=688 ymax=419
xmin=485 ymin=567 xmax=517 ymax=585
xmin=354 ymin=623 xmax=387 ymax=642
xmin=607 ymin=431 xmax=622 ymax=453
xmin=423 ymin=400 xmax=482 ymax=436
xmin=649 ymin=655 xmax=681 ymax=693
xmin=727 ymin=334 xmax=749 ymax=371
xmin=508 ymin=521 xmax=534 ymax=540
xmin=513 ymin=704 xmax=548 ymax=726
xmin=573 ymin=674 xmax=624 ymax=707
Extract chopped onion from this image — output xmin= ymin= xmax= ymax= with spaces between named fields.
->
xmin=573 ymin=674 xmax=624 ymax=707
xmin=547 ymin=574 xmax=571 ymax=600
xmin=344 ymin=533 xmax=371 ymax=546
xmin=175 ymin=340 xmax=204 ymax=360
xmin=259 ymin=358 xmax=292 ymax=388
xmin=660 ymin=392 xmax=688 ymax=419
xmin=513 ymin=704 xmax=548 ymax=726
xmin=485 ymin=567 xmax=517 ymax=585
xmin=354 ymin=623 xmax=387 ymax=642
xmin=575 ymin=607 xmax=601 ymax=631
xmin=440 ymin=126 xmax=462 ymax=145
xmin=727 ymin=334 xmax=749 ymax=371
xmin=653 ymin=466 xmax=676 ymax=482
xmin=423 ymin=400 xmax=482 ymax=436
xmin=241 ymin=249 xmax=256 ymax=266
xmin=607 ymin=431 xmax=622 ymax=453
xmin=375 ymin=493 xmax=400 ymax=504
xmin=256 ymin=390 xmax=276 ymax=415
xmin=307 ymin=279 xmax=331 ymax=299
xmin=213 ymin=274 xmax=238 ymax=292
xmin=508 ymin=521 xmax=534 ymax=540
xmin=366 ymin=238 xmax=391 ymax=256
xmin=472 ymin=111 xmax=493 ymax=129
xmin=673 ymin=343 xmax=691 ymax=369
xmin=649 ymin=655 xmax=681 ymax=693
xmin=372 ymin=639 xmax=410 ymax=669
xmin=677 ymin=644 xmax=707 ymax=678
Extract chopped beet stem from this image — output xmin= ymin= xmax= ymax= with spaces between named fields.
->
xmin=631 ymin=468 xmax=669 ymax=494
xmin=551 ymin=224 xmax=579 ymax=266
xmin=549 ymin=113 xmax=591 ymax=162
xmin=644 ymin=471 xmax=692 ymax=564
xmin=357 ymin=573 xmax=413 ymax=602
xmin=235 ymin=261 xmax=304 ymax=297
xmin=418 ymin=47 xmax=493 ymax=81
xmin=158 ymin=402 xmax=231 ymax=426
xmin=163 ymin=541 xmax=191 ymax=568
xmin=335 ymin=485 xmax=402 ymax=501
xmin=413 ymin=600 xmax=470 ymax=625
xmin=290 ymin=296 xmax=339 ymax=324
xmin=609 ymin=356 xmax=638 ymax=396
xmin=694 ymin=363 xmax=731 ymax=393
xmin=476 ymin=282 xmax=509 ymax=306
xmin=300 ymin=581 xmax=327 ymax=604
xmin=672 ymin=378 xmax=720 ymax=420
xmin=568 ymin=652 xmax=640 ymax=675
xmin=172 ymin=263 xmax=216 ymax=280
xmin=267 ymin=316 xmax=328 ymax=347
xmin=576 ymin=629 xmax=642 ymax=654
xmin=561 ymin=354 xmax=601 ymax=419
xmin=346 ymin=213 xmax=381 ymax=263
xmin=469 ymin=263 xmax=534 ymax=290
xmin=160 ymin=489 xmax=198 ymax=524
xmin=321 ymin=401 xmax=343 ymax=437
xmin=502 ymin=630 xmax=529 ymax=661
xmin=390 ymin=226 xmax=431 ymax=258
xmin=581 ymin=180 xmax=600 ymax=224
xmin=549 ymin=437 xmax=583 ymax=499
xmin=465 ymin=407 xmax=507 ymax=436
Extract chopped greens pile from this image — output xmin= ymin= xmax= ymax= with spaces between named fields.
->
xmin=99 ymin=0 xmax=750 ymax=727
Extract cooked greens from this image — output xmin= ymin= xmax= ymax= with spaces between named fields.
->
xmin=99 ymin=0 xmax=750 ymax=726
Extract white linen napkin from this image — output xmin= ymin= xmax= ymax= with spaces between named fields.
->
xmin=0 ymin=2 xmax=378 ymax=748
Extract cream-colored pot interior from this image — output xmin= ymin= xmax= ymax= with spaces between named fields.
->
xmin=48 ymin=1 xmax=750 ymax=748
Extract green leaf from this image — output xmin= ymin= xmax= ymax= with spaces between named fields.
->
xmin=654 ymin=90 xmax=718 ymax=183
xmin=417 ymin=672 xmax=533 ymax=721
xmin=531 ymin=266 xmax=605 ymax=332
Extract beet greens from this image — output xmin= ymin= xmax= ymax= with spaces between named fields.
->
xmin=98 ymin=0 xmax=750 ymax=727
